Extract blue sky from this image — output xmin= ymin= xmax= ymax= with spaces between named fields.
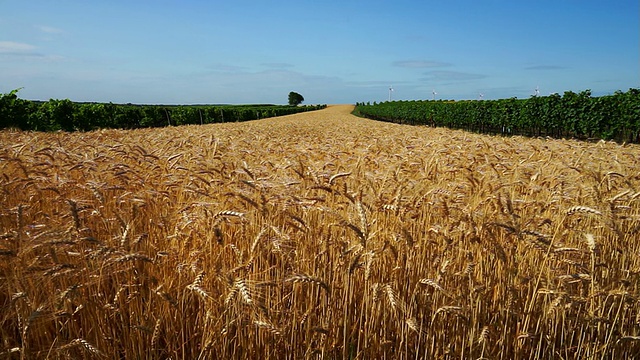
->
xmin=0 ymin=0 xmax=638 ymax=104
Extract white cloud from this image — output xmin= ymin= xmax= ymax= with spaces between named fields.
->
xmin=261 ymin=62 xmax=294 ymax=69
xmin=524 ymin=65 xmax=566 ymax=71
xmin=393 ymin=60 xmax=451 ymax=68
xmin=35 ymin=25 xmax=66 ymax=34
xmin=206 ymin=63 xmax=248 ymax=72
xmin=0 ymin=41 xmax=65 ymax=62
xmin=0 ymin=41 xmax=36 ymax=53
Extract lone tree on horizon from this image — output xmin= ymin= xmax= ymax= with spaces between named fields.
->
xmin=288 ymin=92 xmax=304 ymax=106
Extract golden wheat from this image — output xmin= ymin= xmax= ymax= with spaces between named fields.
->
xmin=1 ymin=105 xmax=639 ymax=358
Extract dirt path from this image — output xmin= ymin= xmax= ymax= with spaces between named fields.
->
xmin=227 ymin=104 xmax=376 ymax=138
xmin=284 ymin=104 xmax=358 ymax=121
xmin=282 ymin=104 xmax=359 ymax=122
xmin=221 ymin=104 xmax=414 ymax=149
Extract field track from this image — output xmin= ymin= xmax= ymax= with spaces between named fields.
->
xmin=1 ymin=104 xmax=640 ymax=359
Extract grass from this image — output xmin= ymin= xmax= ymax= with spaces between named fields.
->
xmin=1 ymin=105 xmax=639 ymax=359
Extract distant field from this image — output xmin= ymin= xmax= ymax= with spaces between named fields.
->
xmin=1 ymin=105 xmax=639 ymax=359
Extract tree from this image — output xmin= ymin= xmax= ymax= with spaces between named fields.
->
xmin=288 ymin=92 xmax=304 ymax=106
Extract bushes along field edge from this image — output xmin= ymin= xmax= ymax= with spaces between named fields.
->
xmin=0 ymin=90 xmax=326 ymax=132
xmin=356 ymin=88 xmax=640 ymax=143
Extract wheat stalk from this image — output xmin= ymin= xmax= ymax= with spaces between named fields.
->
xmin=285 ymin=273 xmax=330 ymax=292
xmin=583 ymin=233 xmax=596 ymax=253
xmin=566 ymin=206 xmax=602 ymax=216
xmin=418 ymin=278 xmax=449 ymax=297
xmin=234 ymin=279 xmax=253 ymax=305
xmin=254 ymin=320 xmax=281 ymax=336
xmin=65 ymin=338 xmax=105 ymax=357
xmin=187 ymin=271 xmax=210 ymax=299
xmin=477 ymin=326 xmax=490 ymax=344
xmin=151 ymin=318 xmax=161 ymax=349
xmin=329 ymin=172 xmax=351 ymax=185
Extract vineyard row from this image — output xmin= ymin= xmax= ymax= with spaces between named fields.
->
xmin=356 ymin=89 xmax=640 ymax=143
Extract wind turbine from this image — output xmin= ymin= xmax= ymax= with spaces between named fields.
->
xmin=478 ymin=93 xmax=484 ymax=100
xmin=534 ymin=86 xmax=540 ymax=97
xmin=388 ymin=85 xmax=394 ymax=101
xmin=432 ymin=89 xmax=438 ymax=101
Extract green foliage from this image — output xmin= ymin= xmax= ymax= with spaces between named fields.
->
xmin=0 ymin=89 xmax=32 ymax=130
xmin=0 ymin=89 xmax=327 ymax=132
xmin=356 ymin=89 xmax=640 ymax=143
xmin=288 ymin=91 xmax=304 ymax=106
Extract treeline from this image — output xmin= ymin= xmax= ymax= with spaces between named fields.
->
xmin=0 ymin=90 xmax=326 ymax=132
xmin=356 ymin=89 xmax=640 ymax=143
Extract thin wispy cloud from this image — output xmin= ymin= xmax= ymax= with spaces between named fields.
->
xmin=525 ymin=65 xmax=566 ymax=70
xmin=0 ymin=41 xmax=36 ymax=53
xmin=421 ymin=70 xmax=486 ymax=81
xmin=0 ymin=41 xmax=65 ymax=62
xmin=393 ymin=60 xmax=450 ymax=68
xmin=35 ymin=25 xmax=66 ymax=34
xmin=207 ymin=63 xmax=248 ymax=72
xmin=261 ymin=62 xmax=294 ymax=69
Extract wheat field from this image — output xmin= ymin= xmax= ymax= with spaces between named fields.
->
xmin=1 ymin=105 xmax=640 ymax=359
